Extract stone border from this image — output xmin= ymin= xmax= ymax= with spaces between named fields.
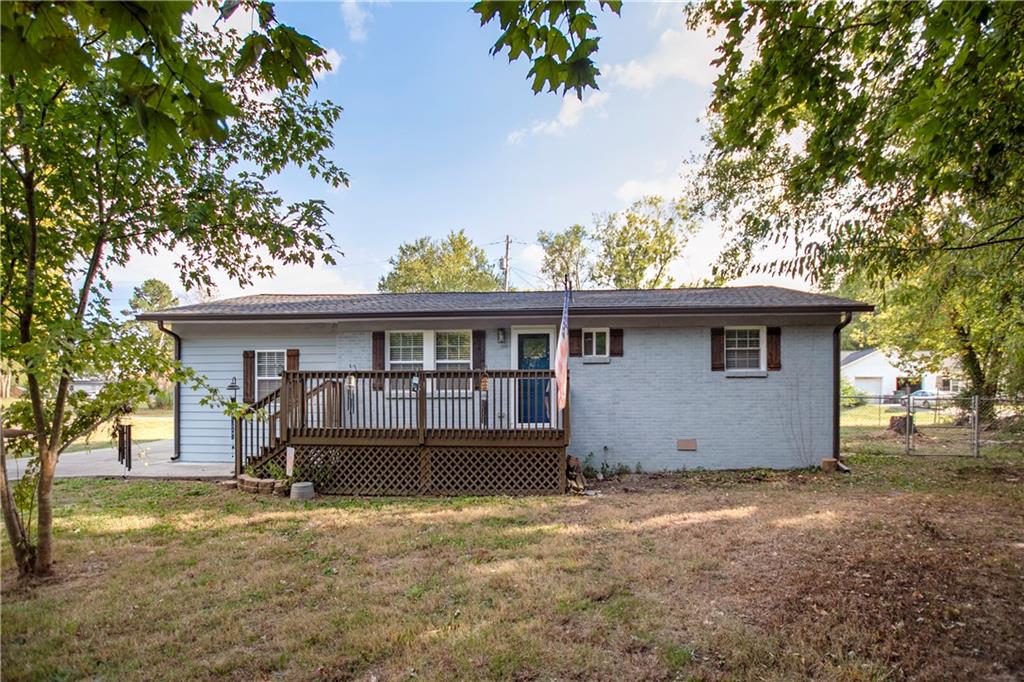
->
xmin=234 ymin=474 xmax=290 ymax=496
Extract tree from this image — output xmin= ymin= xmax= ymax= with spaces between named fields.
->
xmin=687 ymin=1 xmax=1024 ymax=286
xmin=124 ymin=279 xmax=181 ymax=384
xmin=537 ymin=224 xmax=589 ymax=290
xmin=1 ymin=1 xmax=345 ymax=577
xmin=843 ymin=247 xmax=1024 ymax=406
xmin=125 ymin=279 xmax=179 ymax=316
xmin=378 ymin=230 xmax=503 ymax=293
xmin=590 ymin=196 xmax=694 ymax=289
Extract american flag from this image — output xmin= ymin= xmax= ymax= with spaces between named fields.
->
xmin=553 ymin=284 xmax=570 ymax=410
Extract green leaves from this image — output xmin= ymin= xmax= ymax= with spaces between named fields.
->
xmin=473 ymin=0 xmax=619 ymax=97
xmin=2 ymin=1 xmax=328 ymax=159
xmin=378 ymin=231 xmax=504 ymax=293
xmin=690 ymin=0 xmax=1024 ymax=286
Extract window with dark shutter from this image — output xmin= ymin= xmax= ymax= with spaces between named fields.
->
xmin=710 ymin=328 xmax=725 ymax=371
xmin=472 ymin=330 xmax=486 ymax=389
xmin=242 ymin=350 xmax=255 ymax=402
xmin=609 ymin=328 xmax=624 ymax=357
xmin=568 ymin=329 xmax=582 ymax=357
xmin=371 ymin=331 xmax=385 ymax=389
xmin=766 ymin=327 xmax=781 ymax=371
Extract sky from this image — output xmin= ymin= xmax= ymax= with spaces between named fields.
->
xmin=109 ymin=1 xmax=806 ymax=310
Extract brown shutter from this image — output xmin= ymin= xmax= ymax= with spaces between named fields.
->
xmin=242 ymin=350 xmax=255 ymax=402
xmin=472 ymin=330 xmax=486 ymax=389
xmin=286 ymin=348 xmax=300 ymax=371
xmin=609 ymin=329 xmax=624 ymax=357
xmin=569 ymin=329 xmax=583 ymax=357
xmin=371 ymin=331 xmax=385 ymax=389
xmin=766 ymin=327 xmax=781 ymax=371
xmin=711 ymin=328 xmax=725 ymax=371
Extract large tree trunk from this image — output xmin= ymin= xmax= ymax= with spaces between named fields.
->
xmin=33 ymin=450 xmax=57 ymax=575
xmin=955 ymin=325 xmax=1000 ymax=422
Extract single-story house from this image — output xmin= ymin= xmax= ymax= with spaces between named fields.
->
xmin=140 ymin=286 xmax=872 ymax=494
xmin=840 ymin=348 xmax=965 ymax=398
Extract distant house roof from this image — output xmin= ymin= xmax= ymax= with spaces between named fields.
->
xmin=840 ymin=348 xmax=877 ymax=367
xmin=138 ymin=286 xmax=873 ymax=322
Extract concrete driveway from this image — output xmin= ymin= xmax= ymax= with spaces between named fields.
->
xmin=5 ymin=439 xmax=232 ymax=481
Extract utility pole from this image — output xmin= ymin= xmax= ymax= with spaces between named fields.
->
xmin=502 ymin=234 xmax=511 ymax=291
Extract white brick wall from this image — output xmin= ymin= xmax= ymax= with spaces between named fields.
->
xmin=567 ymin=325 xmax=834 ymax=470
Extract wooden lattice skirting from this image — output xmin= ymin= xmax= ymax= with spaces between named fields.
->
xmin=254 ymin=445 xmax=567 ymax=496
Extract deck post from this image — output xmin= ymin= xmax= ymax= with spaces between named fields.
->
xmin=280 ymin=371 xmax=290 ymax=441
xmin=417 ymin=370 xmax=427 ymax=445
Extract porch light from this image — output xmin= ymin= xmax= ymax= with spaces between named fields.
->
xmin=226 ymin=377 xmax=240 ymax=402
xmin=496 ymin=328 xmax=506 ymax=344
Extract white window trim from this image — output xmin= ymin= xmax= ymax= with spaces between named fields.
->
xmin=582 ymin=327 xmax=610 ymax=359
xmin=384 ymin=329 xmax=473 ymax=396
xmin=724 ymin=326 xmax=767 ymax=373
xmin=255 ymin=349 xmax=286 ymax=399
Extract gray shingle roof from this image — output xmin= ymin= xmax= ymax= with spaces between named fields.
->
xmin=139 ymin=286 xmax=872 ymax=321
xmin=840 ymin=348 xmax=877 ymax=366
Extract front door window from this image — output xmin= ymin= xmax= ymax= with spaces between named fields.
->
xmin=517 ymin=333 xmax=550 ymax=424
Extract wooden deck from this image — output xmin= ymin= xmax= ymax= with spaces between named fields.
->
xmin=235 ymin=369 xmax=569 ymax=494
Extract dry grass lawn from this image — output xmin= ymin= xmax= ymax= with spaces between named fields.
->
xmin=3 ymin=450 xmax=1023 ymax=681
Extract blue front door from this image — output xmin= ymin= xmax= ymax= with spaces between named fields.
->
xmin=517 ymin=333 xmax=550 ymax=424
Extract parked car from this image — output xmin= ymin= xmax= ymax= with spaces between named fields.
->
xmin=899 ymin=389 xmax=938 ymax=409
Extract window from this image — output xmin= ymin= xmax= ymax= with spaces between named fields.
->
xmin=385 ymin=330 xmax=473 ymax=391
xmin=582 ymin=328 xmax=609 ymax=359
xmin=435 ymin=330 xmax=472 ymax=390
xmin=725 ymin=328 xmax=763 ymax=371
xmin=255 ymin=350 xmax=286 ymax=399
xmin=388 ymin=331 xmax=424 ymax=370
xmin=939 ymin=376 xmax=964 ymax=393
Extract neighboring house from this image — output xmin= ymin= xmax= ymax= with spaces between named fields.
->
xmin=840 ymin=348 xmax=965 ymax=397
xmin=140 ymin=287 xmax=871 ymax=493
xmin=71 ymin=377 xmax=107 ymax=398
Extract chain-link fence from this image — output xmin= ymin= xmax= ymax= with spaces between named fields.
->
xmin=840 ymin=394 xmax=1024 ymax=457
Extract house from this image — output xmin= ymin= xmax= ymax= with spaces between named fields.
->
xmin=139 ymin=286 xmax=872 ymax=494
xmin=840 ymin=348 xmax=965 ymax=398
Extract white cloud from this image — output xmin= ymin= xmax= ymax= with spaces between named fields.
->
xmin=604 ymin=27 xmax=721 ymax=90
xmin=614 ymin=162 xmax=694 ymax=203
xmin=506 ymin=91 xmax=611 ymax=144
xmin=340 ymin=0 xmax=371 ymax=42
xmin=316 ymin=48 xmax=344 ymax=78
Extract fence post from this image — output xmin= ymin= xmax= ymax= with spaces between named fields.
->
xmin=972 ymin=394 xmax=980 ymax=458
xmin=904 ymin=392 xmax=912 ymax=455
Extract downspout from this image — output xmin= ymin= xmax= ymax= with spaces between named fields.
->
xmin=157 ymin=321 xmax=182 ymax=461
xmin=833 ymin=311 xmax=853 ymax=462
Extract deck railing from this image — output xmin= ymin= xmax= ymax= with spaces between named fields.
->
xmin=235 ymin=369 xmax=570 ymax=474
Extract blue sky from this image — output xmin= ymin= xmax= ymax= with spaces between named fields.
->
xmin=110 ymin=1 xmax=804 ymax=308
